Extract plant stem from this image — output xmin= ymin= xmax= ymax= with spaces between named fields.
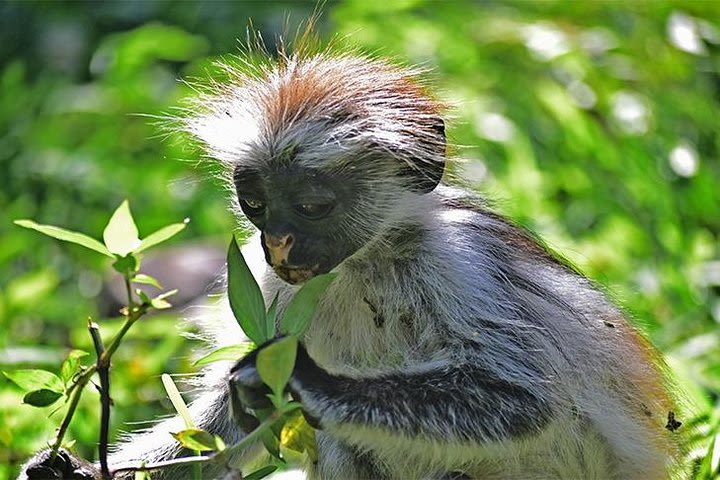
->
xmin=102 ymin=306 xmax=147 ymax=362
xmin=111 ymin=455 xmax=211 ymax=475
xmin=48 ymin=321 xmax=100 ymax=463
xmin=90 ymin=322 xmax=111 ymax=480
xmin=94 ymin=274 xmax=144 ymax=479
xmin=209 ymin=402 xmax=300 ymax=466
xmin=124 ymin=274 xmax=133 ymax=308
xmin=110 ymin=403 xmax=301 ymax=477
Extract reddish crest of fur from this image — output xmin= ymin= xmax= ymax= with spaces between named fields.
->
xmin=186 ymin=48 xmax=446 ymax=175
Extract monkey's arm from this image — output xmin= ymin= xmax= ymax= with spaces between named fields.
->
xmin=233 ymin=343 xmax=553 ymax=446
xmin=293 ymin=346 xmax=552 ymax=443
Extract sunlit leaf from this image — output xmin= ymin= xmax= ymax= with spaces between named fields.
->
xmin=193 ymin=343 xmax=256 ymax=367
xmin=280 ymin=409 xmax=317 ymax=458
xmin=134 ymin=470 xmax=151 ymax=480
xmin=213 ymin=435 xmax=226 ymax=452
xmin=14 ymin=220 xmax=113 ymax=257
xmin=256 ymin=336 xmax=297 ymax=398
xmin=161 ymin=374 xmax=194 ymax=429
xmin=133 ymin=273 xmax=162 ymax=289
xmin=4 ymin=369 xmax=64 ymax=392
xmin=60 ymin=350 xmax=89 ymax=385
xmin=103 ymin=200 xmax=141 ymax=256
xmin=171 ymin=428 xmax=220 ymax=452
xmin=23 ymin=389 xmax=63 ymax=407
xmin=227 ymin=237 xmax=269 ymax=345
xmin=136 ymin=220 xmax=189 ymax=253
xmin=280 ymin=273 xmax=336 ymax=337
xmin=151 ymin=289 xmax=177 ymax=310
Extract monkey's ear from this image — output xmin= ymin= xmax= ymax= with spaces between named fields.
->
xmin=408 ymin=118 xmax=446 ymax=193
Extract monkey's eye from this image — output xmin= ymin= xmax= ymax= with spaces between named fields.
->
xmin=239 ymin=198 xmax=266 ymax=216
xmin=294 ymin=202 xmax=334 ymax=220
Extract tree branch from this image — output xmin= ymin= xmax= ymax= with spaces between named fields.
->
xmin=90 ymin=321 xmax=111 ymax=480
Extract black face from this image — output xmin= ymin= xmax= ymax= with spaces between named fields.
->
xmin=234 ymin=165 xmax=365 ymax=284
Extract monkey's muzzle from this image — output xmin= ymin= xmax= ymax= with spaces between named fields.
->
xmin=273 ymin=264 xmax=319 ymax=284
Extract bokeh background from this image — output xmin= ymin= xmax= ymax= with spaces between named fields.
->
xmin=1 ymin=1 xmax=719 ymax=478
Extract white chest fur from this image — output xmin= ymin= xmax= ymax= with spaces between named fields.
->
xmin=300 ymin=261 xmax=444 ymax=377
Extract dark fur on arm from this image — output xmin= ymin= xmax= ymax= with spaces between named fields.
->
xmin=290 ymin=344 xmax=553 ymax=444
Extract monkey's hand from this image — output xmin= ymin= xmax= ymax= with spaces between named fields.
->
xmin=19 ymin=448 xmax=100 ymax=480
xmin=228 ymin=339 xmax=321 ymax=431
xmin=228 ymin=345 xmax=272 ymax=432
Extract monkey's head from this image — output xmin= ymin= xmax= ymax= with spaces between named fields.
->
xmin=186 ymin=53 xmax=446 ymax=284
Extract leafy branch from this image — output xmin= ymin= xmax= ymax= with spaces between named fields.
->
xmin=7 ymin=200 xmax=188 ymax=480
xmin=8 ymin=203 xmax=334 ymax=479
xmin=157 ymin=237 xmax=333 ymax=477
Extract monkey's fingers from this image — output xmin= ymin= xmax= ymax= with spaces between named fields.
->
xmin=228 ymin=363 xmax=274 ymax=413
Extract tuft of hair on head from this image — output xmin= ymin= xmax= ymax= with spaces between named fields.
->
xmin=179 ymin=18 xmax=448 ymax=199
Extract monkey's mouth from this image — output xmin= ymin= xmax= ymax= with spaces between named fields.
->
xmin=273 ymin=264 xmax=320 ymax=285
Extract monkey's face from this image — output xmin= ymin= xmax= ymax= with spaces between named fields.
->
xmin=234 ymin=165 xmax=372 ymax=284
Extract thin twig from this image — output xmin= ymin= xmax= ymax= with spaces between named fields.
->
xmin=102 ymin=304 xmax=147 ymax=361
xmin=95 ymin=275 xmax=145 ymax=480
xmin=110 ymin=403 xmax=302 ymax=476
xmin=93 ymin=274 xmax=147 ymax=480
xmin=90 ymin=321 xmax=111 ymax=480
xmin=48 ymin=366 xmax=97 ymax=462
xmin=111 ymin=455 xmax=211 ymax=475
xmin=48 ymin=319 xmax=100 ymax=463
xmin=213 ymin=402 xmax=300 ymax=465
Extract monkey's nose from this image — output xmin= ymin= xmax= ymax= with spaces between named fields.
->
xmin=264 ymin=233 xmax=294 ymax=266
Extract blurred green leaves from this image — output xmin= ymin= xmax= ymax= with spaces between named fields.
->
xmin=1 ymin=0 xmax=719 ymax=477
xmin=92 ymin=23 xmax=208 ymax=79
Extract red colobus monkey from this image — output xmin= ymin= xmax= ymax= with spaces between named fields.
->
xmin=22 ymin=39 xmax=681 ymax=480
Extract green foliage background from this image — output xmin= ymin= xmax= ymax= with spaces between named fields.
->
xmin=1 ymin=1 xmax=718 ymax=477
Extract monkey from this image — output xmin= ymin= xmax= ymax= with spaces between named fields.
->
xmin=20 ymin=42 xmax=682 ymax=480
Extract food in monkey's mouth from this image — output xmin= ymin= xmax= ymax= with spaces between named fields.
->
xmin=273 ymin=264 xmax=319 ymax=284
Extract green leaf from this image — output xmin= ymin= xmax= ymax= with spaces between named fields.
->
xmin=23 ymin=389 xmax=63 ymax=407
xmin=137 ymin=289 xmax=152 ymax=305
xmin=103 ymin=200 xmax=141 ymax=256
xmin=244 ymin=465 xmax=277 ymax=480
xmin=136 ymin=220 xmax=189 ymax=253
xmin=213 ymin=435 xmax=226 ymax=452
xmin=161 ymin=374 xmax=194 ymax=429
xmin=261 ymin=429 xmax=282 ymax=461
xmin=265 ymin=293 xmax=280 ymax=341
xmin=193 ymin=343 xmax=257 ymax=367
xmin=133 ymin=273 xmax=162 ymax=289
xmin=112 ymin=254 xmax=140 ymax=276
xmin=280 ymin=273 xmax=337 ymax=337
xmin=257 ymin=336 xmax=297 ymax=398
xmin=281 ymin=409 xmax=317 ymax=456
xmin=227 ymin=237 xmax=269 ymax=345
xmin=60 ymin=350 xmax=89 ymax=385
xmin=134 ymin=470 xmax=152 ymax=480
xmin=151 ymin=289 xmax=177 ymax=310
xmin=14 ymin=220 xmax=113 ymax=257
xmin=4 ymin=369 xmax=64 ymax=392
xmin=171 ymin=429 xmax=221 ymax=452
